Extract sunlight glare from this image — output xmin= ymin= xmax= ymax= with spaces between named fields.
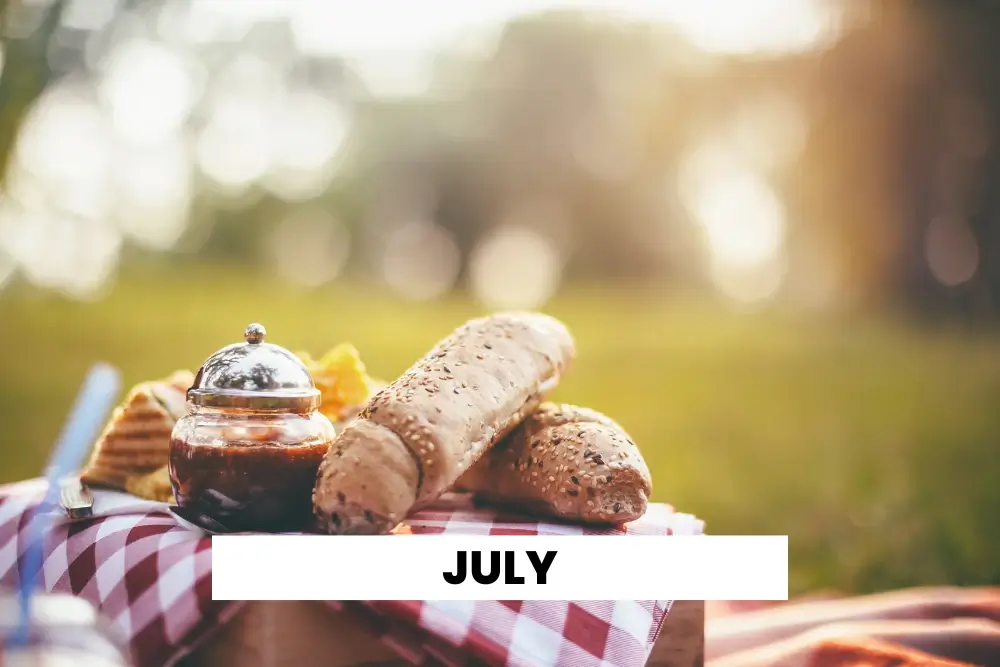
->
xmin=679 ymin=142 xmax=788 ymax=302
xmin=6 ymin=0 xmax=844 ymax=304
xmin=680 ymin=143 xmax=786 ymax=266
xmin=646 ymin=0 xmax=840 ymax=56
xmin=286 ymin=0 xmax=841 ymax=62
xmin=99 ymin=40 xmax=200 ymax=146
xmin=281 ymin=0 xmax=841 ymax=98
xmin=694 ymin=171 xmax=786 ymax=268
xmin=289 ymin=1 xmax=542 ymax=97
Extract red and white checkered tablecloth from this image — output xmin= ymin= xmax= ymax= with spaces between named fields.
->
xmin=0 ymin=479 xmax=704 ymax=667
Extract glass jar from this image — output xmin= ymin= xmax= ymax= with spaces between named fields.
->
xmin=0 ymin=589 xmax=133 ymax=667
xmin=169 ymin=323 xmax=335 ymax=533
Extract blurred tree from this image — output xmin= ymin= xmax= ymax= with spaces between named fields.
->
xmin=4 ymin=0 xmax=1000 ymax=321
xmin=849 ymin=0 xmax=1000 ymax=321
xmin=0 ymin=0 xmax=66 ymax=186
xmin=903 ymin=0 xmax=1000 ymax=322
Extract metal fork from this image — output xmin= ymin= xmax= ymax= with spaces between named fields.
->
xmin=58 ymin=477 xmax=95 ymax=520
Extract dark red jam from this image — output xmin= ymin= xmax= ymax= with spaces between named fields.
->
xmin=169 ymin=437 xmax=329 ymax=532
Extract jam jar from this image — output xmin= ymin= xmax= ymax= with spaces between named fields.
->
xmin=169 ymin=323 xmax=335 ymax=532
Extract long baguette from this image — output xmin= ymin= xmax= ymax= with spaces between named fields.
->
xmin=312 ymin=312 xmax=575 ymax=534
xmin=455 ymin=403 xmax=652 ymax=524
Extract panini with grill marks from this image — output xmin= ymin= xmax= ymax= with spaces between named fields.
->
xmin=80 ymin=370 xmax=193 ymax=493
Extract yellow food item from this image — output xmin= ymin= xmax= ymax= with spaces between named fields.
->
xmin=125 ymin=465 xmax=174 ymax=503
xmin=298 ymin=344 xmax=380 ymax=424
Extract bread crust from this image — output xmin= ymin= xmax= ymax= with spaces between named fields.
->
xmin=455 ymin=403 xmax=652 ymax=524
xmin=312 ymin=419 xmax=419 ymax=534
xmin=312 ymin=312 xmax=575 ymax=534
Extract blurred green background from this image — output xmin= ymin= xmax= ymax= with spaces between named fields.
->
xmin=3 ymin=0 xmax=1000 ymax=596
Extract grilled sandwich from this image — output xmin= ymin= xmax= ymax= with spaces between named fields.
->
xmin=80 ymin=370 xmax=192 ymax=498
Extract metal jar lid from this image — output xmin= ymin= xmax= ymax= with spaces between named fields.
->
xmin=187 ymin=323 xmax=321 ymax=412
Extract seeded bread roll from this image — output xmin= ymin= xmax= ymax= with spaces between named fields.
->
xmin=313 ymin=312 xmax=575 ymax=534
xmin=455 ymin=403 xmax=652 ymax=524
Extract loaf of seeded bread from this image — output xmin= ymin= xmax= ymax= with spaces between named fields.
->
xmin=312 ymin=312 xmax=576 ymax=534
xmin=454 ymin=403 xmax=652 ymax=524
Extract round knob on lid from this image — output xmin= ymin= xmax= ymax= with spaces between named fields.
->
xmin=244 ymin=323 xmax=266 ymax=345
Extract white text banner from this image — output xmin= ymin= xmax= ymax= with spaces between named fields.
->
xmin=212 ymin=535 xmax=788 ymax=601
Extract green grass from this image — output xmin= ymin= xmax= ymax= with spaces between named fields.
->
xmin=2 ymin=265 xmax=999 ymax=595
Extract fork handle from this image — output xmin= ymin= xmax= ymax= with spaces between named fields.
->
xmin=60 ymin=477 xmax=95 ymax=519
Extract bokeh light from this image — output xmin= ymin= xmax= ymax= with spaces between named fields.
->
xmin=196 ymin=103 xmax=271 ymax=191
xmin=381 ymin=220 xmax=461 ymax=301
xmin=268 ymin=209 xmax=351 ymax=288
xmin=0 ymin=0 xmax=859 ymax=303
xmin=470 ymin=225 xmax=563 ymax=310
xmin=925 ymin=216 xmax=980 ymax=287
xmin=115 ymin=141 xmax=192 ymax=251
xmin=678 ymin=140 xmax=788 ymax=303
xmin=650 ymin=0 xmax=842 ymax=56
xmin=15 ymin=211 xmax=121 ymax=300
xmin=16 ymin=84 xmax=113 ymax=197
xmin=694 ymin=171 xmax=786 ymax=269
xmin=98 ymin=39 xmax=201 ymax=146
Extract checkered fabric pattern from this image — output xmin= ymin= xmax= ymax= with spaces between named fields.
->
xmin=0 ymin=479 xmax=703 ymax=667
